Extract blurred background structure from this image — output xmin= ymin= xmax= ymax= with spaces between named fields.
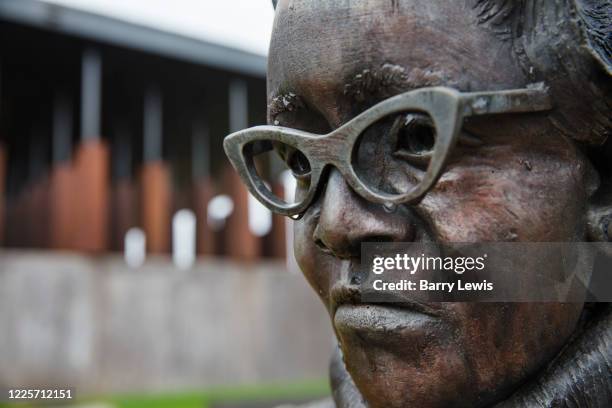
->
xmin=0 ymin=0 xmax=288 ymax=259
xmin=0 ymin=0 xmax=332 ymax=406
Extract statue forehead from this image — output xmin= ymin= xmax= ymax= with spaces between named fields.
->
xmin=268 ymin=0 xmax=525 ymax=117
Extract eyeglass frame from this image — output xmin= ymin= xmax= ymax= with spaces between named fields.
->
xmin=223 ymin=84 xmax=551 ymax=219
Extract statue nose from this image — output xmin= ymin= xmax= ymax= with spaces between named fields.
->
xmin=312 ymin=170 xmax=416 ymax=259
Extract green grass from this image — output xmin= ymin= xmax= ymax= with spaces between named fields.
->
xmin=0 ymin=378 xmax=330 ymax=408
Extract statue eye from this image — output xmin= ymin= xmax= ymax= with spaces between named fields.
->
xmin=287 ymin=150 xmax=311 ymax=178
xmin=392 ymin=113 xmax=436 ymax=162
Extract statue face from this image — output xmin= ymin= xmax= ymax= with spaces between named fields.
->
xmin=268 ymin=1 xmax=597 ymax=407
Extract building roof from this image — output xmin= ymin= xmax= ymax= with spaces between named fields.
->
xmin=0 ymin=0 xmax=267 ymax=77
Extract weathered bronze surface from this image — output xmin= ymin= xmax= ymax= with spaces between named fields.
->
xmin=226 ymin=0 xmax=611 ymax=406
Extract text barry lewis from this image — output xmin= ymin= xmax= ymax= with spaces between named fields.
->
xmin=373 ymin=279 xmax=494 ymax=292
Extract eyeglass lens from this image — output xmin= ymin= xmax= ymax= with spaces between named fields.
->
xmin=351 ymin=111 xmax=437 ymax=196
xmin=243 ymin=139 xmax=313 ymax=205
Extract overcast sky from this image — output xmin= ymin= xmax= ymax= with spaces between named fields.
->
xmin=40 ymin=0 xmax=275 ymax=56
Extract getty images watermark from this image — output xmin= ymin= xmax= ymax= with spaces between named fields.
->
xmin=361 ymin=242 xmax=612 ymax=302
xmin=371 ymin=252 xmax=492 ymax=292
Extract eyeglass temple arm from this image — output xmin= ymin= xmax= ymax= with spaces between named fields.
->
xmin=461 ymin=83 xmax=552 ymax=116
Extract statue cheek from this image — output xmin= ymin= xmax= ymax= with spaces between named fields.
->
xmin=293 ymin=216 xmax=333 ymax=306
xmin=293 ymin=219 xmax=314 ymax=273
xmin=419 ymin=157 xmax=588 ymax=242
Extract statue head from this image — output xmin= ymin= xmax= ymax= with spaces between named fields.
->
xmin=226 ymin=1 xmax=611 ymax=406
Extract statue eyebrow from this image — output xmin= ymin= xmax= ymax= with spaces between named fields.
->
xmin=268 ymin=92 xmax=305 ymax=122
xmin=344 ymin=63 xmax=449 ymax=103
xmin=268 ymin=64 xmax=451 ymax=121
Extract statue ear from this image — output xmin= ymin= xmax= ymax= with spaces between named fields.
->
xmin=588 ymin=204 xmax=612 ymax=242
xmin=587 ymin=189 xmax=612 ymax=257
xmin=587 ymin=137 xmax=612 ymax=247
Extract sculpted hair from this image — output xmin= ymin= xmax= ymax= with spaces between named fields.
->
xmin=472 ymin=0 xmax=610 ymax=147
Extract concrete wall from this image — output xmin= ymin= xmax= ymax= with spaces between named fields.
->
xmin=0 ymin=251 xmax=333 ymax=394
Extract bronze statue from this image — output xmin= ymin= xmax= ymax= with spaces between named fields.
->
xmin=224 ymin=1 xmax=611 ymax=406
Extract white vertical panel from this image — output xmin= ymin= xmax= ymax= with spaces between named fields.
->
xmin=207 ymin=194 xmax=234 ymax=231
xmin=282 ymin=171 xmax=299 ymax=273
xmin=124 ymin=228 xmax=146 ymax=268
xmin=172 ymin=209 xmax=196 ymax=270
xmin=248 ymin=193 xmax=272 ymax=237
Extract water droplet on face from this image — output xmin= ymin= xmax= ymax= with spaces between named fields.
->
xmin=383 ymin=202 xmax=397 ymax=213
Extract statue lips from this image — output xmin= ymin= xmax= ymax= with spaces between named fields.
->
xmin=330 ymin=283 xmax=443 ymax=317
xmin=330 ymin=284 xmax=443 ymax=344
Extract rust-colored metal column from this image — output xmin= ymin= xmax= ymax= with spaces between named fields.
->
xmin=49 ymin=93 xmax=75 ymax=249
xmin=73 ymin=140 xmax=109 ymax=251
xmin=224 ymin=79 xmax=259 ymax=261
xmin=141 ymin=162 xmax=170 ymax=253
xmin=49 ymin=164 xmax=74 ymax=248
xmin=224 ymin=164 xmax=257 ymax=260
xmin=193 ymin=178 xmax=215 ymax=255
xmin=191 ymin=120 xmax=215 ymax=255
xmin=73 ymin=49 xmax=109 ymax=252
xmin=141 ymin=86 xmax=171 ymax=253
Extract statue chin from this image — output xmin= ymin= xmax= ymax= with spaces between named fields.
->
xmin=329 ymin=304 xmax=612 ymax=408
